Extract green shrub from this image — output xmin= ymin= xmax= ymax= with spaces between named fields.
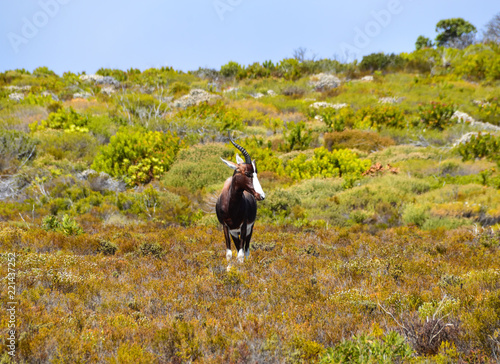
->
xmin=277 ymin=58 xmax=303 ymax=80
xmin=285 ymin=147 xmax=370 ymax=187
xmin=162 ymin=143 xmax=233 ymax=191
xmin=320 ymin=331 xmax=414 ymax=364
xmin=355 ymin=106 xmax=406 ymax=130
xmin=37 ymin=130 xmax=98 ymax=162
xmin=174 ymin=100 xmax=243 ymax=132
xmin=96 ymin=68 xmax=127 ymax=82
xmin=260 ymin=188 xmax=301 ymax=220
xmin=457 ymin=133 xmax=500 ymax=165
xmin=359 ymin=53 xmax=405 ymax=71
xmin=138 ymin=241 xmax=164 ymax=258
xmin=169 ymin=81 xmax=190 ymax=97
xmin=402 ymin=204 xmax=430 ymax=227
xmin=42 ymin=214 xmax=83 ymax=236
xmin=282 ymin=121 xmax=313 ymax=152
xmin=240 ymin=137 xmax=286 ymax=176
xmin=324 ymin=130 xmax=395 ymax=152
xmin=315 ymin=107 xmax=355 ymax=132
xmin=418 ymin=101 xmax=456 ymax=130
xmin=97 ymin=240 xmax=118 ymax=255
xmin=0 ymin=129 xmax=38 ymax=172
xmin=92 ymin=127 xmax=183 ymax=186
xmin=33 ymin=107 xmax=89 ymax=132
xmin=220 ymin=61 xmax=243 ymax=78
xmin=474 ymin=96 xmax=499 ymax=126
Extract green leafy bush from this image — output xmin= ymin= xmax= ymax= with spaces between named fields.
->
xmin=162 ymin=143 xmax=233 ymax=191
xmin=320 ymin=331 xmax=414 ymax=364
xmin=474 ymin=96 xmax=499 ymax=126
xmin=356 ymin=106 xmax=406 ymax=130
xmin=315 ymin=107 xmax=355 ymax=132
xmin=42 ymin=214 xmax=84 ymax=236
xmin=37 ymin=130 xmax=98 ymax=162
xmin=97 ymin=240 xmax=118 ymax=255
xmin=33 ymin=107 xmax=89 ymax=132
xmin=457 ymin=133 xmax=500 ymax=165
xmin=359 ymin=53 xmax=405 ymax=72
xmin=324 ymin=130 xmax=395 ymax=152
xmin=282 ymin=121 xmax=313 ymax=152
xmin=285 ymin=147 xmax=370 ymax=186
xmin=240 ymin=137 xmax=286 ymax=176
xmin=174 ymin=100 xmax=243 ymax=132
xmin=96 ymin=68 xmax=127 ymax=82
xmin=220 ymin=61 xmax=243 ymax=78
xmin=418 ymin=101 xmax=456 ymax=130
xmin=169 ymin=81 xmax=190 ymax=97
xmin=92 ymin=127 xmax=183 ymax=186
xmin=0 ymin=129 xmax=38 ymax=172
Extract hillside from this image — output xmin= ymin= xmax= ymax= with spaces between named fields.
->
xmin=1 ymin=44 xmax=500 ymax=363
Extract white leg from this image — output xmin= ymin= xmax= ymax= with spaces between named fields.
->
xmin=226 ymin=249 xmax=232 ymax=262
xmin=237 ymin=249 xmax=244 ymax=263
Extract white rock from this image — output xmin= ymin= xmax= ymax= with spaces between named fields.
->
xmin=172 ymin=89 xmax=221 ymax=108
xmin=453 ymin=132 xmax=479 ymax=147
xmin=223 ymin=87 xmax=239 ymax=93
xmin=267 ymin=90 xmax=276 ymax=96
xmin=311 ymin=102 xmax=348 ymax=109
xmin=360 ymin=75 xmax=374 ymax=82
xmin=309 ymin=73 xmax=341 ymax=91
xmin=41 ymin=91 xmax=59 ymax=101
xmin=378 ymin=97 xmax=403 ymax=104
xmin=80 ymin=74 xmax=120 ymax=86
xmin=452 ymin=111 xmax=476 ymax=124
xmin=73 ymin=91 xmax=92 ymax=99
xmin=8 ymin=93 xmax=24 ymax=102
xmin=252 ymin=93 xmax=264 ymax=99
xmin=5 ymin=85 xmax=31 ymax=91
xmin=101 ymin=86 xmax=115 ymax=96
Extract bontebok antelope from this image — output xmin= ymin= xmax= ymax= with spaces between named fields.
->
xmin=216 ymin=137 xmax=265 ymax=269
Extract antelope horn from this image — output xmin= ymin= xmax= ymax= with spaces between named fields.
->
xmin=229 ymin=135 xmax=251 ymax=164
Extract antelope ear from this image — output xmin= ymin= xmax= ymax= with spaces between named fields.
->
xmin=235 ymin=154 xmax=244 ymax=164
xmin=220 ymin=157 xmax=238 ymax=170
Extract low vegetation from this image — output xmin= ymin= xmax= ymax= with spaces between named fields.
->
xmin=1 ymin=15 xmax=500 ymax=362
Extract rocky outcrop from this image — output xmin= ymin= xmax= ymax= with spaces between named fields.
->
xmin=80 ymin=74 xmax=120 ymax=86
xmin=77 ymin=169 xmax=127 ymax=192
xmin=310 ymin=102 xmax=348 ymax=109
xmin=8 ymin=93 xmax=24 ymax=102
xmin=452 ymin=110 xmax=500 ymax=132
xmin=73 ymin=91 xmax=93 ymax=99
xmin=379 ymin=97 xmax=403 ymax=104
xmin=171 ymin=89 xmax=221 ymax=108
xmin=309 ymin=73 xmax=341 ymax=91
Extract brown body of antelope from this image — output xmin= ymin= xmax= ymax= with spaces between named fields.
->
xmin=216 ymin=138 xmax=265 ymax=269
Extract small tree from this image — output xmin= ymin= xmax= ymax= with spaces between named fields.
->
xmin=483 ymin=12 xmax=500 ymax=43
xmin=415 ymin=35 xmax=433 ymax=50
xmin=435 ymin=18 xmax=477 ymax=49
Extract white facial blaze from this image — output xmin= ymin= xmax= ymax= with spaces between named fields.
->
xmin=252 ymin=161 xmax=265 ymax=199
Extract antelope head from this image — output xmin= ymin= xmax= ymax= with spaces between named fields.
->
xmin=220 ymin=138 xmax=266 ymax=201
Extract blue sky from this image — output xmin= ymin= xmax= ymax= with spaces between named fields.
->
xmin=0 ymin=0 xmax=498 ymax=74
